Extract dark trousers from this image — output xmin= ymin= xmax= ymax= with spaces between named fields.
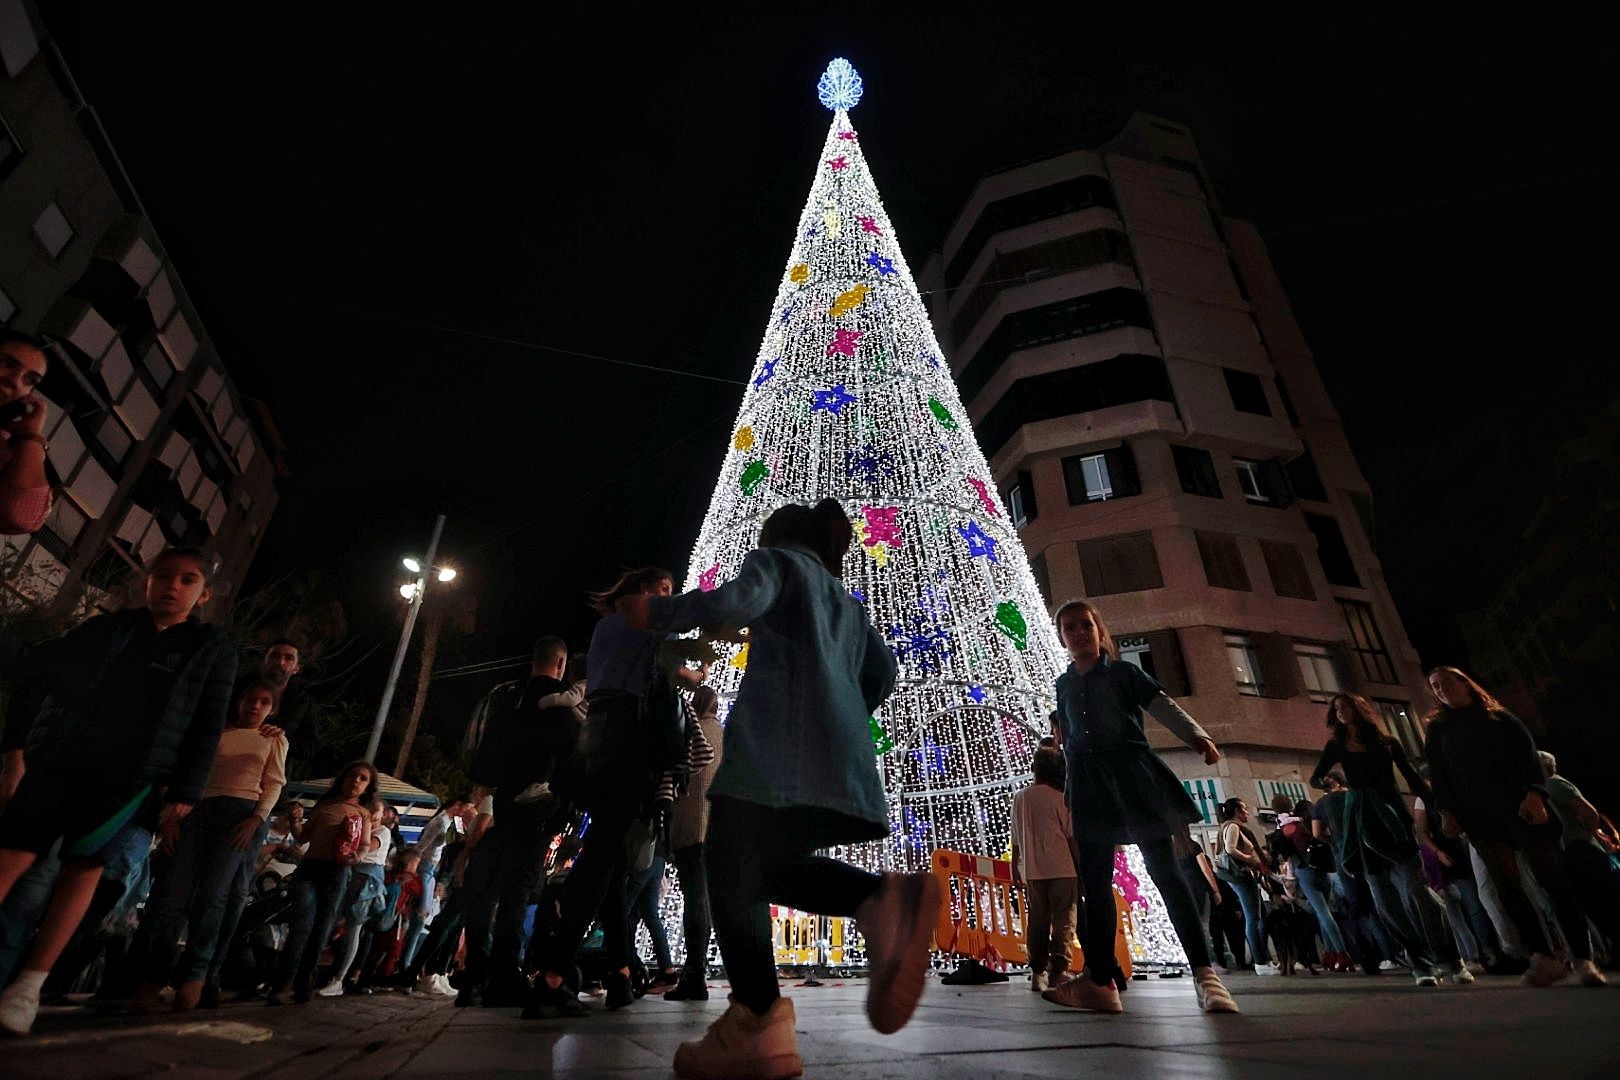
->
xmin=671 ymin=843 xmax=712 ymax=985
xmin=277 ymin=861 xmax=350 ymax=994
xmin=141 ymin=796 xmax=255 ymax=985
xmin=413 ymin=884 xmax=470 ymax=978
xmin=706 ymin=797 xmax=881 ymax=1014
xmin=1473 ymin=834 xmax=1592 ymax=960
xmin=538 ymin=804 xmax=638 ymax=976
xmin=461 ymin=818 xmax=551 ymax=990
xmin=1564 ymin=841 xmax=1620 ymax=951
xmin=209 ymin=816 xmax=271 ymax=985
xmin=626 ymin=856 xmax=673 ymax=971
xmin=1077 ymin=838 xmax=1210 ymax=985
xmin=1210 ymin=879 xmax=1246 ymax=966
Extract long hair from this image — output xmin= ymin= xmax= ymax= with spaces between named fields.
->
xmin=1051 ymin=599 xmax=1116 ymax=659
xmin=318 ymin=760 xmax=379 ymax=805
xmin=758 ymin=498 xmax=853 ymax=578
xmin=1423 ymin=665 xmax=1505 ymax=715
xmin=1326 ymin=693 xmax=1392 ymax=747
xmin=233 ymin=680 xmax=281 ymax=726
xmin=588 ymin=566 xmax=673 ymax=615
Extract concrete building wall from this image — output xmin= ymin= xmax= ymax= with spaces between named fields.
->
xmin=0 ymin=3 xmax=281 ymax=615
xmin=923 ymin=112 xmax=1431 ymax=837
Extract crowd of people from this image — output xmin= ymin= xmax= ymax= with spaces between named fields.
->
xmin=0 ymin=330 xmax=1613 ymax=1080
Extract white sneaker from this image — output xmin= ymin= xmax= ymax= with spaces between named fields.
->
xmin=433 ymin=975 xmax=457 ymax=997
xmin=1450 ymin=965 xmax=1476 ymax=985
xmin=1254 ymin=962 xmax=1283 ymax=976
xmin=316 ymin=980 xmax=346 ymax=998
xmin=1378 ymin=959 xmax=1402 ymax=971
xmin=1030 ymin=971 xmax=1048 ymax=993
xmin=1523 ymin=953 xmax=1570 ymax=988
xmin=1572 ymin=959 xmax=1608 ymax=987
xmin=414 ymin=972 xmax=438 ymax=996
xmin=1412 ymin=970 xmax=1439 ymax=987
xmin=0 ymin=982 xmax=41 ymax=1037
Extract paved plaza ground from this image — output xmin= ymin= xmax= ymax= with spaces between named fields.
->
xmin=6 ymin=970 xmax=1618 ymax=1079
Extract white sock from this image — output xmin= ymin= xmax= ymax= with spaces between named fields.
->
xmin=10 ymin=969 xmax=46 ymax=997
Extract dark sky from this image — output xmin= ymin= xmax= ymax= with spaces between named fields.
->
xmin=43 ymin=8 xmax=1620 ymax=745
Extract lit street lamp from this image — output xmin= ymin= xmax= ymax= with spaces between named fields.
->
xmin=365 ymin=514 xmax=458 ymax=763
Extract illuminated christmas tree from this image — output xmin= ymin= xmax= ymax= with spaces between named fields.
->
xmin=680 ymin=58 xmax=1068 ymax=870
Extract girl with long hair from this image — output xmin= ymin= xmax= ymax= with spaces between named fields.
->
xmin=1311 ymin=694 xmax=1466 ymax=987
xmin=267 ymin=760 xmax=376 ymax=1005
xmin=1213 ymin=797 xmax=1275 ymax=975
xmin=1424 ymin=667 xmax=1605 ymax=987
xmin=1042 ymin=600 xmax=1239 ymax=1015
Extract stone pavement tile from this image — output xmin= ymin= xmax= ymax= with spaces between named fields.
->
xmin=945 ymin=1044 xmax=1301 ymax=1079
xmin=0 ymin=1047 xmax=155 ymax=1080
xmin=397 ymin=1030 xmax=669 ymax=1077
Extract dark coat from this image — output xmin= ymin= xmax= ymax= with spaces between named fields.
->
xmin=0 ymin=609 xmax=237 ymax=804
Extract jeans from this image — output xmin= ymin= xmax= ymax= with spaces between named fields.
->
xmin=277 ymin=861 xmax=350 ymax=994
xmin=142 ymin=797 xmax=256 ymax=984
xmin=627 ymin=855 xmax=673 ymax=971
xmin=462 ymin=817 xmax=551 ymax=990
xmin=1081 ymin=839 xmax=1207 ymax=984
xmin=1293 ymin=865 xmax=1347 ymax=954
xmin=400 ymin=864 xmax=436 ymax=970
xmin=707 ymin=797 xmax=881 ymax=1014
xmin=1215 ymin=868 xmax=1269 ymax=970
xmin=208 ymin=816 xmax=271 ymax=984
xmin=1442 ymin=871 xmax=1499 ymax=964
xmin=671 ymin=843 xmax=711 ymax=986
xmin=1364 ymin=854 xmax=1460 ymax=974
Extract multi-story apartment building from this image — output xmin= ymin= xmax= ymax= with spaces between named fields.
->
xmin=922 ymin=113 xmax=1431 ymax=840
xmin=0 ymin=3 xmax=282 ymax=616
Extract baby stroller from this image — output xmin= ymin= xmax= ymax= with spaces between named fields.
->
xmin=217 ymin=869 xmax=297 ymax=995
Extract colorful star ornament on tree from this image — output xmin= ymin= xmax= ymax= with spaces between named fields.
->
xmin=673 ymin=57 xmax=1066 ymax=879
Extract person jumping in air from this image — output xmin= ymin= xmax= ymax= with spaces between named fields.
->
xmin=625 ymin=498 xmax=939 ymax=1080
xmin=1042 ymin=600 xmax=1238 ymax=1015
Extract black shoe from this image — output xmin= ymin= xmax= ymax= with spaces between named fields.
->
xmin=604 ymin=971 xmax=634 ymax=1011
xmin=522 ymin=981 xmax=589 ymax=1019
xmin=455 ymin=986 xmax=483 ymax=1008
xmin=200 ymin=982 xmax=221 ymax=1010
xmin=663 ymin=982 xmax=709 ymax=1001
xmin=941 ymin=959 xmax=1009 ymax=985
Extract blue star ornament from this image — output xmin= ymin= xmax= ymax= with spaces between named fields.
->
xmin=967 ymin=685 xmax=987 ymax=704
xmin=866 ymin=251 xmax=896 ymax=275
xmin=811 ymin=384 xmax=857 ymax=415
xmin=817 ymin=58 xmax=864 ymax=111
xmin=957 ymin=520 xmax=999 ymax=562
xmin=753 ymin=358 xmax=779 ymax=388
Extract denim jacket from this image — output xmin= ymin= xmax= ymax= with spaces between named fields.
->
xmin=647 ymin=545 xmax=897 ymax=844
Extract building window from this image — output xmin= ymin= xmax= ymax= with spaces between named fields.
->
xmin=1172 ymin=445 xmax=1221 ymax=498
xmin=1376 ymin=699 xmax=1423 ymax=758
xmin=1077 ymin=531 xmax=1164 ymax=596
xmin=1294 ymin=643 xmax=1343 ymax=703
xmin=1234 ymin=459 xmax=1270 ymax=504
xmin=0 ymin=111 xmax=21 ymax=185
xmin=943 ymin=174 xmax=1117 ymax=289
xmin=976 ymin=352 xmax=1173 ymax=458
xmin=1061 ymin=445 xmax=1141 ymax=505
xmin=1223 ymin=367 xmax=1271 ymax=416
xmin=1029 ymin=551 xmax=1051 ymax=608
xmin=33 ymin=201 xmax=74 ymax=258
xmin=1305 ymin=512 xmax=1361 ymax=587
xmin=0 ymin=283 xmax=14 ymax=324
xmin=1003 ymin=468 xmax=1036 ymax=529
xmin=949 ymin=228 xmax=1136 ymax=344
xmin=1286 ymin=446 xmax=1328 ymax=502
xmin=1117 ymin=635 xmax=1158 ymax=680
xmin=1196 ymin=531 xmax=1251 ymax=591
xmin=1225 ymin=633 xmax=1264 ymax=696
xmin=956 ymin=287 xmax=1156 ymax=404
xmin=1260 ymin=540 xmax=1316 ymax=600
xmin=1340 ymin=599 xmax=1397 ymax=684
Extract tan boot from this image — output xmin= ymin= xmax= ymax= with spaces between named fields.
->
xmin=856 ymin=871 xmax=943 ymax=1034
xmin=172 ymin=980 xmax=204 ymax=1011
xmin=1041 ymin=975 xmax=1123 ymax=1013
xmin=673 ymin=996 xmax=803 ymax=1080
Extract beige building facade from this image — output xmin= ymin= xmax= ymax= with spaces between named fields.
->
xmin=0 ymin=2 xmax=281 ymax=616
xmin=923 ymin=114 xmax=1431 ymax=842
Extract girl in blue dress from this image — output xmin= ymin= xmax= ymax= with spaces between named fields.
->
xmin=1042 ymin=600 xmax=1239 ymax=1015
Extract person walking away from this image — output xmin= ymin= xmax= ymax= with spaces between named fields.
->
xmin=0 ymin=546 xmax=236 ymax=1036
xmin=1423 ymin=667 xmax=1604 ymax=987
xmin=133 ymin=681 xmax=287 ymax=1011
xmin=1042 ymin=600 xmax=1238 ymax=1016
xmin=1537 ymin=751 xmax=1620 ymax=959
xmin=623 ymin=499 xmax=939 ymax=1079
xmin=458 ymin=637 xmax=579 ymax=1007
xmin=1311 ymin=694 xmax=1467 ymax=987
xmin=267 ymin=762 xmax=375 ymax=1005
xmin=1214 ymin=799 xmax=1278 ymax=976
xmin=1010 ymin=746 xmax=1077 ymax=992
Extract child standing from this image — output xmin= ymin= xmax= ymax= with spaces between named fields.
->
xmin=625 ymin=499 xmax=939 ymax=1080
xmin=1010 ymin=746 xmax=1076 ymax=992
xmin=1042 ymin=600 xmax=1238 ymax=1015
xmin=0 ymin=546 xmax=237 ymax=1036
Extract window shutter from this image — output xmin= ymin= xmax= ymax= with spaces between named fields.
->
xmin=1254 ymin=632 xmax=1299 ymax=699
xmin=1078 ymin=539 xmax=1107 ymax=595
xmin=1336 ymin=644 xmax=1365 ymax=694
xmin=1018 ymin=468 xmax=1037 ymax=522
xmin=1260 ymin=458 xmax=1294 ymax=508
xmin=1142 ymin=629 xmax=1190 ymax=696
xmin=1104 ymin=444 xmax=1140 ymax=498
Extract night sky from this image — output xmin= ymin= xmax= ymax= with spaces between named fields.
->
xmin=43 ymin=9 xmax=1620 ymax=747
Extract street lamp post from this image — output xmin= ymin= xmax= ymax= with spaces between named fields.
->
xmin=365 ymin=514 xmax=446 ymax=764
